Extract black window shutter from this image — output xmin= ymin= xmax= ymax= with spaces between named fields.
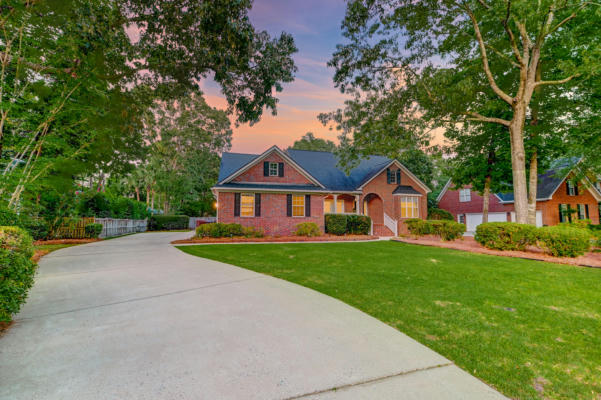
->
xmin=575 ymin=183 xmax=579 ymax=196
xmin=559 ymin=204 xmax=564 ymax=223
xmin=255 ymin=193 xmax=261 ymax=217
xmin=264 ymin=161 xmax=269 ymax=176
xmin=286 ymin=194 xmax=292 ymax=217
xmin=278 ymin=162 xmax=284 ymax=177
xmin=305 ymin=194 xmax=311 ymax=217
xmin=234 ymin=193 xmax=241 ymax=217
xmin=566 ymin=182 xmax=570 ymax=195
xmin=585 ymin=204 xmax=589 ymax=219
xmin=386 ymin=168 xmax=391 ymax=184
xmin=396 ymin=169 xmax=401 ymax=184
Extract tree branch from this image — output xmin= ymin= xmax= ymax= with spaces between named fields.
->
xmin=502 ymin=1 xmax=524 ymax=65
xmin=462 ymin=5 xmax=513 ymax=105
xmin=466 ymin=112 xmax=511 ymax=126
xmin=535 ymin=73 xmax=581 ymax=87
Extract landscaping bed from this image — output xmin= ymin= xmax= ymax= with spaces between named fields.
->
xmin=394 ymin=235 xmax=601 ymax=268
xmin=172 ymin=234 xmax=377 ymax=244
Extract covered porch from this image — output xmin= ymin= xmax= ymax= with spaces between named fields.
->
xmin=323 ymin=193 xmax=361 ymax=214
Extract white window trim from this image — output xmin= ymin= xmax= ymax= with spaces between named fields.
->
xmin=240 ymin=193 xmax=255 ymax=218
xmin=578 ymin=204 xmax=586 ymax=220
xmin=292 ymin=194 xmax=305 ymax=217
xmin=400 ymin=196 xmax=419 ymax=218
xmin=268 ymin=162 xmax=279 ymax=177
xmin=459 ymin=188 xmax=471 ymax=203
xmin=390 ymin=171 xmax=397 ymax=184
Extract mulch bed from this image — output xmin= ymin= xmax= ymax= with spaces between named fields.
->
xmin=172 ymin=234 xmax=377 ymax=244
xmin=33 ymin=238 xmax=100 ymax=246
xmin=393 ymin=235 xmax=601 ymax=268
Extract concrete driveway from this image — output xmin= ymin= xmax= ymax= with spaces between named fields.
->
xmin=0 ymin=232 xmax=505 ymax=399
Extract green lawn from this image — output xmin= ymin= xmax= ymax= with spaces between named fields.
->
xmin=178 ymin=241 xmax=601 ymax=400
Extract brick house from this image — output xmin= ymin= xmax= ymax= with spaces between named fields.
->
xmin=437 ymin=163 xmax=601 ymax=232
xmin=213 ymin=146 xmax=431 ymax=236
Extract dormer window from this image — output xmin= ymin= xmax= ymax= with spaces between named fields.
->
xmin=269 ymin=162 xmax=278 ymax=176
xmin=459 ymin=188 xmax=471 ymax=202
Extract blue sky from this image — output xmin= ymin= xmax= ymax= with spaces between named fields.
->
xmin=201 ymin=0 xmax=350 ymax=153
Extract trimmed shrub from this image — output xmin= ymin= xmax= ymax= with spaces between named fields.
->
xmin=475 ymin=222 xmax=539 ymax=251
xmin=406 ymin=219 xmax=465 ymax=241
xmin=430 ymin=220 xmax=466 ymax=241
xmin=0 ymin=226 xmax=37 ymax=322
xmin=347 ymin=215 xmax=371 ymax=235
xmin=325 ymin=214 xmax=348 ymax=235
xmin=195 ymin=223 xmax=263 ymax=238
xmin=148 ymin=215 xmax=189 ymax=231
xmin=537 ymin=226 xmax=591 ymax=258
xmin=85 ymin=223 xmax=103 ymax=238
xmin=295 ymin=222 xmax=321 ymax=237
xmin=428 ymin=208 xmax=454 ymax=221
xmin=406 ymin=219 xmax=432 ymax=236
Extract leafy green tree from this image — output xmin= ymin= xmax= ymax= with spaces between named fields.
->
xmin=288 ymin=132 xmax=337 ymax=152
xmin=0 ymin=0 xmax=297 ymax=212
xmin=327 ymin=0 xmax=601 ymax=224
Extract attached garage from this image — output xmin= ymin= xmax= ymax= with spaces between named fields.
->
xmin=464 ymin=212 xmax=508 ymax=232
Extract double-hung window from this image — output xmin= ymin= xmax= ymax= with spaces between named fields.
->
xmin=400 ymin=196 xmax=419 ymax=218
xmin=269 ymin=162 xmax=279 ymax=176
xmin=578 ymin=204 xmax=588 ymax=220
xmin=240 ymin=193 xmax=255 ymax=217
xmin=459 ymin=188 xmax=471 ymax=202
xmin=292 ymin=195 xmax=305 ymax=217
xmin=567 ymin=181 xmax=576 ymax=196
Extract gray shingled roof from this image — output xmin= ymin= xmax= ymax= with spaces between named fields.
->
xmin=213 ymin=183 xmax=330 ymax=192
xmin=216 ymin=148 xmax=417 ymax=192
xmin=496 ymin=159 xmax=577 ymax=203
xmin=392 ymin=185 xmax=422 ymax=195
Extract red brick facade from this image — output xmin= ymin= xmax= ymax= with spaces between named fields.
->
xmin=438 ymin=184 xmax=509 ymax=221
xmin=216 ymin=149 xmax=430 ymax=236
xmin=360 ymin=164 xmax=429 ymax=235
xmin=232 ymin=153 xmax=314 ymax=185
xmin=439 ymin=178 xmax=601 ymax=226
xmin=217 ymin=192 xmax=325 ymax=236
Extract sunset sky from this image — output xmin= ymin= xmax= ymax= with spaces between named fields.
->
xmin=201 ymin=0 xmax=349 ymax=153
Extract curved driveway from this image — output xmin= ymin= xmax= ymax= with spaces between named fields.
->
xmin=1 ymin=232 xmax=505 ymax=399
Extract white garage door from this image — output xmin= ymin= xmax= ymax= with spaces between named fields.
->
xmin=465 ymin=212 xmax=507 ymax=232
xmin=510 ymin=211 xmax=543 ymax=227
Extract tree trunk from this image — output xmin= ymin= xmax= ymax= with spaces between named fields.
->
xmin=482 ymin=175 xmax=491 ymax=224
xmin=527 ymin=151 xmax=538 ymax=225
xmin=509 ymin=103 xmax=529 ymax=224
xmin=146 ymin=187 xmax=150 ymax=207
xmin=151 ymin=190 xmax=155 ymax=209
xmin=135 ymin=186 xmax=140 ymax=202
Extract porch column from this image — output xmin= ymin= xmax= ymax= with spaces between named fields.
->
xmin=332 ymin=194 xmax=338 ymax=213
xmin=355 ymin=195 xmax=360 ymax=214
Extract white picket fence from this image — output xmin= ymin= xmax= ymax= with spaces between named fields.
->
xmin=96 ymin=218 xmax=147 ymax=238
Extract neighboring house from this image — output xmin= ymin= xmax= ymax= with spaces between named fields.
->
xmin=212 ymin=146 xmax=431 ymax=236
xmin=437 ymin=163 xmax=601 ymax=232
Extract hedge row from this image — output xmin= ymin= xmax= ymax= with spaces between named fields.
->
xmin=148 ymin=215 xmax=189 ymax=231
xmin=1 ymin=226 xmax=37 ymax=322
xmin=195 ymin=223 xmax=264 ymax=238
xmin=0 ymin=207 xmax=49 ymax=240
xmin=324 ymin=214 xmax=371 ymax=235
xmin=76 ymin=192 xmax=150 ymax=220
xmin=405 ymin=219 xmax=466 ymax=241
xmin=475 ymin=222 xmax=595 ymax=258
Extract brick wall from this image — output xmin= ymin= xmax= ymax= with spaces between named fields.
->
xmin=539 ymin=178 xmax=600 ymax=225
xmin=438 ymin=183 xmax=509 ymax=220
xmin=361 ymin=166 xmax=428 ymax=234
xmin=217 ymin=192 xmax=325 ymax=236
xmin=232 ymin=153 xmax=314 ymax=185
